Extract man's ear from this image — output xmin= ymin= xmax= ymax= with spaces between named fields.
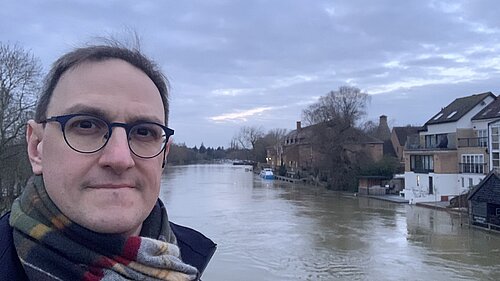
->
xmin=26 ymin=120 xmax=44 ymax=175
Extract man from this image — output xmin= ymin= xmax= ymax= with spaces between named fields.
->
xmin=0 ymin=44 xmax=216 ymax=280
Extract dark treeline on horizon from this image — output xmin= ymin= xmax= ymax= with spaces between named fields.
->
xmin=167 ymin=143 xmax=250 ymax=165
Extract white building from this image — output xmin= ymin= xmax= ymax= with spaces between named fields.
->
xmin=403 ymin=92 xmax=496 ymax=204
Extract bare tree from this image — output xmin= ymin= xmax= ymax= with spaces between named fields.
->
xmin=264 ymin=128 xmax=287 ymax=151
xmin=0 ymin=43 xmax=41 ymax=149
xmin=301 ymin=85 xmax=372 ymax=190
xmin=0 ymin=42 xmax=42 ymax=212
xmin=250 ymin=128 xmax=288 ymax=164
xmin=302 ymin=85 xmax=370 ymax=127
xmin=361 ymin=120 xmax=378 ymax=135
xmin=230 ymin=126 xmax=265 ymax=161
xmin=264 ymin=128 xmax=287 ymax=162
xmin=233 ymin=126 xmax=265 ymax=150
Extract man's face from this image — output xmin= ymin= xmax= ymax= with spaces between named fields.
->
xmin=27 ymin=59 xmax=167 ymax=236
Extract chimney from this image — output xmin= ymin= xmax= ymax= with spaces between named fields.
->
xmin=379 ymin=115 xmax=388 ymax=126
xmin=296 ymin=121 xmax=302 ymax=131
xmin=376 ymin=115 xmax=391 ymax=141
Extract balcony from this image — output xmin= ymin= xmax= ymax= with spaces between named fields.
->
xmin=411 ymin=168 xmax=434 ymax=173
xmin=459 ymin=163 xmax=487 ymax=174
xmin=457 ymin=137 xmax=488 ymax=148
xmin=405 ymin=133 xmax=457 ymax=151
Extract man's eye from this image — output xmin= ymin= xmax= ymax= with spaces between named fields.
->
xmin=67 ymin=117 xmax=105 ymax=134
xmin=136 ymin=127 xmax=152 ymax=136
xmin=131 ymin=124 xmax=162 ymax=140
xmin=78 ymin=120 xmax=94 ymax=129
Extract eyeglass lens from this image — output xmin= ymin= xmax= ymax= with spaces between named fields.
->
xmin=63 ymin=115 xmax=167 ymax=158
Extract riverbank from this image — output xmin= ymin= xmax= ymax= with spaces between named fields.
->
xmin=363 ymin=194 xmax=409 ymax=203
xmin=415 ymin=201 xmax=468 ymax=214
xmin=364 ymin=194 xmax=469 ymax=214
xmin=262 ymin=170 xmax=470 ymax=216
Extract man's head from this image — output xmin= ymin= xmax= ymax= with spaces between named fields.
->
xmin=26 ymin=45 xmax=172 ymax=237
xmin=34 ymin=45 xmax=169 ymax=124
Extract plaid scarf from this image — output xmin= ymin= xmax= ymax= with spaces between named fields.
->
xmin=9 ymin=176 xmax=199 ymax=281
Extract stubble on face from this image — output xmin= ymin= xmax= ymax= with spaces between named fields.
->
xmin=38 ymin=59 xmax=166 ymax=236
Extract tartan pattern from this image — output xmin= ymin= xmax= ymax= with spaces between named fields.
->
xmin=9 ymin=176 xmax=199 ymax=281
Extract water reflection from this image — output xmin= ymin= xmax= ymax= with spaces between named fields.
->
xmin=161 ymin=164 xmax=500 ymax=281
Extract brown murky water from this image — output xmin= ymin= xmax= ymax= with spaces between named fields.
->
xmin=161 ymin=164 xmax=500 ymax=281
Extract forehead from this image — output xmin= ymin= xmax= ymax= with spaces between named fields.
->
xmin=47 ymin=59 xmax=165 ymax=123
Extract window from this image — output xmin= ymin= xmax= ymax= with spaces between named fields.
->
xmin=447 ymin=111 xmax=457 ymax=118
xmin=492 ymin=127 xmax=500 ymax=150
xmin=461 ymin=154 xmax=484 ymax=174
xmin=468 ymin=178 xmax=473 ymax=187
xmin=433 ymin=113 xmax=443 ymax=120
xmin=410 ymin=155 xmax=434 ymax=173
xmin=461 ymin=177 xmax=464 ymax=188
xmin=493 ymin=153 xmax=500 ymax=170
xmin=425 ymin=134 xmax=448 ymax=148
xmin=425 ymin=135 xmax=435 ymax=148
xmin=481 ymin=108 xmax=492 ymax=116
xmin=477 ymin=129 xmax=488 ymax=147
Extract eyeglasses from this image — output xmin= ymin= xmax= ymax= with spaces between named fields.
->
xmin=40 ymin=113 xmax=174 ymax=158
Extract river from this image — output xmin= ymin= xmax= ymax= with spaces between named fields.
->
xmin=160 ymin=164 xmax=500 ymax=281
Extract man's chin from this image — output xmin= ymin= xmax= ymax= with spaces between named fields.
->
xmin=89 ymin=218 xmax=141 ymax=236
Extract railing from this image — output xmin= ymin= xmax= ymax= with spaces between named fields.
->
xmin=457 ymin=137 xmax=488 ymax=148
xmin=405 ymin=134 xmax=457 ymax=150
xmin=405 ymin=143 xmax=457 ymax=150
xmin=459 ymin=163 xmax=487 ymax=174
xmin=411 ymin=168 xmax=434 ymax=173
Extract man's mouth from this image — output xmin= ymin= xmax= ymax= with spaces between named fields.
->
xmin=88 ymin=184 xmax=134 ymax=189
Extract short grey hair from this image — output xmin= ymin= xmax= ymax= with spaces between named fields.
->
xmin=35 ymin=44 xmax=169 ymax=124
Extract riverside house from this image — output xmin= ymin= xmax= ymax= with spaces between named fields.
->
xmin=277 ymin=118 xmax=386 ymax=178
xmin=468 ymin=170 xmax=500 ymax=232
xmin=402 ymin=92 xmax=496 ymax=204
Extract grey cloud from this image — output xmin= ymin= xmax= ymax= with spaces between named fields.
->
xmin=2 ymin=0 xmax=500 ymax=146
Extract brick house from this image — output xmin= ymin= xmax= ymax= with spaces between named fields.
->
xmin=391 ymin=126 xmax=423 ymax=163
xmin=279 ymin=120 xmax=384 ymax=177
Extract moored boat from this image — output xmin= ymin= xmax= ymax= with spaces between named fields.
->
xmin=259 ymin=168 xmax=274 ymax=180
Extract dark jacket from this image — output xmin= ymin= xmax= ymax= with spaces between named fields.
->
xmin=0 ymin=212 xmax=216 ymax=280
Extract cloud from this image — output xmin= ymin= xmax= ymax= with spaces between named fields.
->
xmin=209 ymin=106 xmax=275 ymax=122
xmin=211 ymin=88 xmax=260 ymax=97
xmin=3 ymin=0 xmax=500 ymax=147
xmin=271 ymin=74 xmax=318 ymax=89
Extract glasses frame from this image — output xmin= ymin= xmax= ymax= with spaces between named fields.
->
xmin=39 ymin=113 xmax=174 ymax=159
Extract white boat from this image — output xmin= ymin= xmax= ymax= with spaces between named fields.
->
xmin=259 ymin=168 xmax=274 ymax=180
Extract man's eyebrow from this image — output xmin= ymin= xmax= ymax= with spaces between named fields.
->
xmin=62 ymin=104 xmax=109 ymax=119
xmin=61 ymin=104 xmax=164 ymax=124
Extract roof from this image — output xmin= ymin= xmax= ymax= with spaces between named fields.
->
xmin=285 ymin=121 xmax=383 ymax=145
xmin=392 ymin=126 xmax=423 ymax=145
xmin=467 ymin=170 xmax=498 ymax=200
xmin=425 ymin=92 xmax=495 ymax=125
xmin=383 ymin=139 xmax=397 ymax=157
xmin=472 ymin=96 xmax=500 ymax=120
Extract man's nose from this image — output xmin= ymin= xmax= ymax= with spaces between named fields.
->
xmin=98 ymin=128 xmax=135 ymax=173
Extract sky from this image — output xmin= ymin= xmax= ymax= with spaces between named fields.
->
xmin=2 ymin=0 xmax=500 ymax=148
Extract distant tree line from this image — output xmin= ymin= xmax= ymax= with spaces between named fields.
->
xmin=167 ymin=143 xmax=230 ymax=165
xmin=167 ymin=129 xmax=288 ymax=165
